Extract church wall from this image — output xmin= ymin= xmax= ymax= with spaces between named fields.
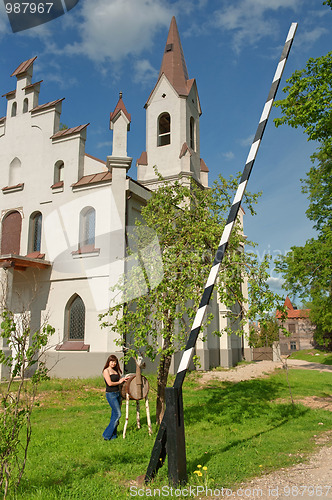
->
xmin=145 ymin=77 xmax=184 ymax=180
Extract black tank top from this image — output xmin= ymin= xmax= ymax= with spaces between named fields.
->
xmin=105 ymin=373 xmax=120 ymax=393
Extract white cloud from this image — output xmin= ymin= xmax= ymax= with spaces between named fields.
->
xmin=267 ymin=276 xmax=285 ymax=289
xmin=0 ymin=4 xmax=10 ymax=38
xmin=240 ymin=134 xmax=254 ymax=147
xmin=223 ymin=151 xmax=235 ymax=160
xmin=134 ymin=59 xmax=158 ymax=86
xmin=296 ymin=27 xmax=328 ymax=47
xmin=97 ymin=141 xmax=112 ymax=149
xmin=45 ymin=73 xmax=78 ymax=89
xmin=62 ymin=0 xmax=172 ymax=63
xmin=212 ymin=0 xmax=301 ymax=53
xmin=36 ymin=59 xmax=78 ymax=89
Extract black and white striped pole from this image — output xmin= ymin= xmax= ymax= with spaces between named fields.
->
xmin=145 ymin=22 xmax=298 ymax=485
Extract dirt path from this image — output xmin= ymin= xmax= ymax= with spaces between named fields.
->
xmin=200 ymin=359 xmax=332 ymax=385
xmin=200 ymin=360 xmax=332 ymax=499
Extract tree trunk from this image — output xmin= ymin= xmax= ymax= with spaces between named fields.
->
xmin=156 ymin=310 xmax=174 ymax=424
xmin=156 ymin=351 xmax=172 ymax=424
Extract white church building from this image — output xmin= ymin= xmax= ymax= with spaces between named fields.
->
xmin=0 ymin=17 xmax=250 ymax=379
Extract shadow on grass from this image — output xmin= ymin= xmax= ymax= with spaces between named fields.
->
xmin=187 ymin=404 xmax=308 ymax=475
xmin=183 ymin=377 xmax=288 ymax=425
xmin=182 ymin=377 xmax=310 ymax=473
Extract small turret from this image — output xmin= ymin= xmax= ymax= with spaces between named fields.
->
xmin=109 ymin=91 xmax=131 ymax=158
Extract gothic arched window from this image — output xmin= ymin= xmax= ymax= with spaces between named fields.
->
xmin=29 ymin=212 xmax=42 ymax=253
xmin=79 ymin=207 xmax=96 ymax=251
xmin=158 ymin=113 xmax=171 ymax=146
xmin=66 ymin=295 xmax=85 ymax=341
xmin=23 ymin=98 xmax=28 ymax=113
xmin=53 ymin=160 xmax=64 ymax=185
xmin=9 ymin=157 xmax=21 ymax=186
xmin=11 ymin=102 xmax=17 ymax=117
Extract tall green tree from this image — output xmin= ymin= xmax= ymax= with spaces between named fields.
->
xmin=274 ymin=0 xmax=332 ymax=348
xmin=101 ymin=174 xmax=283 ymax=423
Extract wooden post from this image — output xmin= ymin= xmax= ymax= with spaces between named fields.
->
xmin=136 ymin=400 xmax=141 ymax=429
xmin=165 ymin=387 xmax=187 ymax=485
xmin=123 ymin=393 xmax=130 ymax=439
xmin=135 ymin=358 xmax=143 ymax=400
xmin=145 ymin=396 xmax=152 ymax=435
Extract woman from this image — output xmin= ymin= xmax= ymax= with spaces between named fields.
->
xmin=102 ymin=355 xmax=129 ymax=441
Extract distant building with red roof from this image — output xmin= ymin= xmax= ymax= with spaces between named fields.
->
xmin=276 ymin=297 xmax=315 ymax=354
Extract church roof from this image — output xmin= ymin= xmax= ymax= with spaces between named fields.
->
xmin=31 ymin=98 xmax=65 ymax=114
xmin=51 ymin=123 xmax=89 ymax=139
xmin=23 ymin=80 xmax=43 ymax=91
xmin=85 ymin=153 xmax=107 ymax=165
xmin=2 ymin=90 xmax=16 ymax=98
xmin=145 ymin=17 xmax=201 ymax=109
xmin=11 ymin=56 xmax=37 ymax=77
xmin=284 ymin=296 xmax=294 ymax=311
xmin=179 ymin=142 xmax=192 ymax=158
xmin=71 ymin=171 xmax=112 ymax=188
xmin=136 ymin=151 xmax=148 ymax=166
xmin=110 ymin=93 xmax=131 ymax=124
xmin=200 ymin=158 xmax=209 ymax=172
xmin=159 ymin=16 xmax=189 ymax=96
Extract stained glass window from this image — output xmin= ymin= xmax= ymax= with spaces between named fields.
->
xmin=68 ymin=295 xmax=85 ymax=340
xmin=32 ymin=213 xmax=42 ymax=252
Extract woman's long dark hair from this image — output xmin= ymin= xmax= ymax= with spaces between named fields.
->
xmin=103 ymin=354 xmax=122 ymax=374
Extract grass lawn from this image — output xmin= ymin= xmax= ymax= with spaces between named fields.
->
xmin=5 ymin=368 xmax=332 ymax=499
xmin=289 ymin=349 xmax=332 ymax=365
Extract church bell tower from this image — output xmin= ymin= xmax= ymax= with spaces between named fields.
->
xmin=137 ymin=17 xmax=208 ymax=190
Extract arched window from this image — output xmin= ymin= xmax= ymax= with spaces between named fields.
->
xmin=11 ymin=102 xmax=17 ymax=117
xmin=66 ymin=295 xmax=85 ymax=341
xmin=158 ymin=112 xmax=171 ymax=146
xmin=79 ymin=207 xmax=96 ymax=251
xmin=1 ymin=211 xmax=22 ymax=255
xmin=9 ymin=157 xmax=21 ymax=186
xmin=190 ymin=117 xmax=195 ymax=151
xmin=29 ymin=212 xmax=42 ymax=253
xmin=53 ymin=160 xmax=64 ymax=185
xmin=23 ymin=98 xmax=29 ymax=113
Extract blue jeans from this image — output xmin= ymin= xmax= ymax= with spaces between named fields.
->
xmin=103 ymin=391 xmax=121 ymax=440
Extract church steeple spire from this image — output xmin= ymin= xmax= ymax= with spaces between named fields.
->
xmin=137 ymin=16 xmax=208 ymax=190
xmin=159 ymin=16 xmax=189 ymax=96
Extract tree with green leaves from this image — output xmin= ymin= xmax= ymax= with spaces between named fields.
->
xmin=249 ymin=317 xmax=280 ymax=349
xmin=273 ymin=0 xmax=332 ymax=349
xmin=0 ymin=272 xmax=55 ymax=498
xmin=101 ymin=174 xmax=284 ymax=423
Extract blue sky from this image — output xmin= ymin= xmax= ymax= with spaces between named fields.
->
xmin=0 ymin=0 xmax=331 ymax=298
